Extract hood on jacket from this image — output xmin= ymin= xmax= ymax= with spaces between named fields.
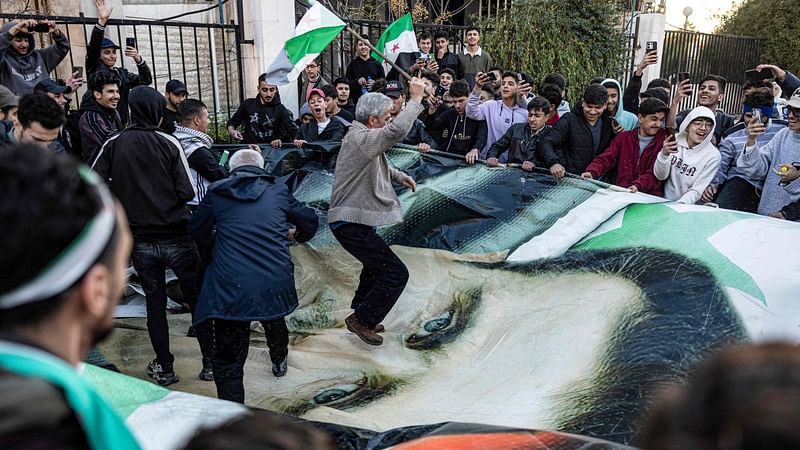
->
xmin=601 ymin=78 xmax=624 ymax=117
xmin=174 ymin=124 xmax=213 ymax=158
xmin=1 ymin=21 xmax=34 ymax=56
xmin=678 ymin=106 xmax=716 ymax=150
xmin=129 ymin=86 xmax=166 ymax=128
xmin=258 ymin=89 xmax=282 ymax=107
xmin=210 ymin=164 xmax=274 ymax=201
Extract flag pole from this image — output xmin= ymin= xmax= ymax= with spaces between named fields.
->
xmin=342 ymin=25 xmax=415 ymax=83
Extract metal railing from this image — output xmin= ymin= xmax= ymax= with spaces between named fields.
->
xmin=662 ymin=30 xmax=763 ymax=115
xmin=0 ymin=13 xmax=244 ymax=142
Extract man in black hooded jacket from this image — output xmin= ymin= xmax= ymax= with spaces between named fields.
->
xmin=92 ymin=86 xmax=214 ymax=387
xmin=226 ymin=73 xmax=298 ymax=147
xmin=537 ymin=84 xmax=615 ymax=180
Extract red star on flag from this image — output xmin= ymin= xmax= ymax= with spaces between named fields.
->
xmin=391 ymin=43 xmax=400 ymax=53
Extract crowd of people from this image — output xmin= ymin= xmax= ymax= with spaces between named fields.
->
xmin=3 ymin=2 xmax=800 ymax=448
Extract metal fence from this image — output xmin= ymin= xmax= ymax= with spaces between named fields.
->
xmin=661 ymin=30 xmax=763 ymax=115
xmin=0 ymin=13 xmax=244 ymax=142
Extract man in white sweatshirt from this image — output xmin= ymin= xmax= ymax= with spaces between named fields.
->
xmin=654 ymin=106 xmax=721 ymax=204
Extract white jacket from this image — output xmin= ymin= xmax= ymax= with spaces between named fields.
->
xmin=654 ymin=106 xmax=721 ymax=204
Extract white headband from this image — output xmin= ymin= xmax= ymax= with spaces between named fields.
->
xmin=0 ymin=167 xmax=116 ymax=309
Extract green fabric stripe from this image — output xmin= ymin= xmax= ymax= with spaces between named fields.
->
xmin=82 ymin=363 xmax=170 ymax=419
xmin=285 ymin=25 xmax=345 ymax=65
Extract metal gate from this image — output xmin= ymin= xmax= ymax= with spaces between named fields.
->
xmin=661 ymin=30 xmax=763 ymax=115
xmin=0 ymin=13 xmax=244 ymax=142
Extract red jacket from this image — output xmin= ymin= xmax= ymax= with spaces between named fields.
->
xmin=585 ymin=128 xmax=665 ymax=196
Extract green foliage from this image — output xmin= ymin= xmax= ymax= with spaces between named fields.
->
xmin=477 ymin=0 xmax=628 ymax=103
xmin=717 ymin=0 xmax=800 ymax=74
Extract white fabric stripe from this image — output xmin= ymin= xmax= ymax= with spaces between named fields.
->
xmin=0 ymin=169 xmax=116 ymax=309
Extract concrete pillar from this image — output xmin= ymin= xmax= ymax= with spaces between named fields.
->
xmin=634 ymin=13 xmax=666 ymax=91
xmin=240 ymin=0 xmax=299 ymax=115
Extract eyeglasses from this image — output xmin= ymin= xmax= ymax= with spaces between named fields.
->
xmin=782 ymin=105 xmax=800 ymax=118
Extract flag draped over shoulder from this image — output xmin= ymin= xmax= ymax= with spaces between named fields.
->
xmin=264 ymin=2 xmax=345 ymax=85
xmin=372 ymin=13 xmax=418 ymax=74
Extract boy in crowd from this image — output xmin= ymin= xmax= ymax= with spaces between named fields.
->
xmin=602 ymin=78 xmax=639 ymax=131
xmin=654 ymin=106 xmax=720 ymax=204
xmin=434 ymin=31 xmax=462 ymax=78
xmin=382 ymin=80 xmax=437 ymax=152
xmin=486 ymin=96 xmax=552 ymax=172
xmin=334 ymin=77 xmax=355 ymax=115
xmin=467 ymin=71 xmax=529 ymax=163
xmin=539 ymin=83 xmax=563 ymax=126
xmin=86 ymin=0 xmax=153 ymax=124
xmin=1 ymin=93 xmax=64 ymax=149
xmin=345 ymin=40 xmax=383 ymax=104
xmin=0 ymin=19 xmax=69 ymax=95
xmin=161 ymin=79 xmax=188 ymax=134
xmin=582 ymin=98 xmax=671 ymax=195
xmin=79 ymin=71 xmax=122 ymax=163
xmin=674 ymin=74 xmax=735 ymax=146
xmin=227 ymin=73 xmax=298 ymax=147
xmin=294 ymin=88 xmax=346 ymax=147
xmin=538 ymin=84 xmax=614 ymax=180
xmin=703 ymin=87 xmax=786 ymax=211
xmin=736 ymin=88 xmax=800 ymax=217
xmin=321 ymin=84 xmax=354 ymax=126
xmin=543 ymin=73 xmax=570 ymax=116
xmin=428 ymin=80 xmax=487 ymax=159
xmin=439 ymin=68 xmax=455 ymax=93
xmin=459 ymin=26 xmax=493 ymax=88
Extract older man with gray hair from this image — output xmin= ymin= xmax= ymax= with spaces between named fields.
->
xmin=189 ymin=148 xmax=318 ymax=403
xmin=328 ymin=77 xmax=426 ymax=346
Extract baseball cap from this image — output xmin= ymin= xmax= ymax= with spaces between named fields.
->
xmin=166 ymin=79 xmax=189 ymax=95
xmin=100 ymin=38 xmax=121 ymax=49
xmin=638 ymin=97 xmax=670 ymax=116
xmin=34 ymin=79 xmax=72 ymax=95
xmin=0 ymin=85 xmax=19 ymax=109
xmin=307 ymin=87 xmax=326 ymax=101
xmin=382 ymin=80 xmax=404 ymax=98
xmin=787 ymin=87 xmax=800 ymax=109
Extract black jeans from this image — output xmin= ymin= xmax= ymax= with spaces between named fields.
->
xmin=131 ymin=235 xmax=213 ymax=372
xmin=331 ymin=223 xmax=410 ymax=328
xmin=716 ymin=177 xmax=760 ymax=213
xmin=212 ymin=318 xmax=289 ymax=403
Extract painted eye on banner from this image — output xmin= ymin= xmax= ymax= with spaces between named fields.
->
xmin=405 ymin=287 xmax=481 ymax=351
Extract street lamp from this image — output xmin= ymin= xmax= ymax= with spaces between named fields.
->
xmin=682 ymin=6 xmax=693 ymax=31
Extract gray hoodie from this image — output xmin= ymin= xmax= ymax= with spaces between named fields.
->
xmin=0 ymin=21 xmax=70 ymax=95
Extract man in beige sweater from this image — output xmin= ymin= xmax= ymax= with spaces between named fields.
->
xmin=327 ymin=77 xmax=426 ymax=346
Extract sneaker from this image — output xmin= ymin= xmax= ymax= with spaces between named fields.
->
xmin=146 ymin=359 xmax=162 ymax=377
xmin=345 ymin=314 xmax=383 ymax=346
xmin=199 ymin=358 xmax=214 ymax=381
xmin=272 ymin=356 xmax=288 ymax=378
xmin=147 ymin=359 xmax=179 ymax=386
xmin=153 ymin=371 xmax=180 ymax=386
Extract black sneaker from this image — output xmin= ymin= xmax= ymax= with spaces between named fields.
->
xmin=146 ymin=359 xmax=162 ymax=377
xmin=154 ymin=371 xmax=180 ymax=386
xmin=272 ymin=357 xmax=287 ymax=378
xmin=198 ymin=358 xmax=214 ymax=381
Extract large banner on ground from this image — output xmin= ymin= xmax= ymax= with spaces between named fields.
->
xmin=95 ymin=145 xmax=800 ymax=449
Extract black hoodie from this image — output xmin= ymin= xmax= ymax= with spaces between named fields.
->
xmin=226 ymin=91 xmax=298 ymax=144
xmin=92 ymin=86 xmax=195 ymax=237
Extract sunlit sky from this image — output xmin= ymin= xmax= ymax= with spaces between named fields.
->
xmin=664 ymin=0 xmax=744 ymax=33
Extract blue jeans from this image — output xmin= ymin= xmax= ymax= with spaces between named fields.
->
xmin=131 ymin=235 xmax=212 ymax=371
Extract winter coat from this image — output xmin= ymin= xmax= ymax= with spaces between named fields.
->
xmin=487 ymin=123 xmax=551 ymax=165
xmin=190 ymin=165 xmax=319 ymax=324
xmin=0 ymin=21 xmax=70 ymax=95
xmin=296 ymin=116 xmax=346 ymax=143
xmin=92 ymin=86 xmax=195 ymax=237
xmin=537 ymin=103 xmax=615 ymax=175
xmin=584 ymin=128 xmax=666 ymax=196
xmin=85 ymin=24 xmax=153 ymax=124
xmin=401 ymin=118 xmax=437 ymax=148
xmin=226 ymin=94 xmax=298 ymax=145
xmin=435 ymin=51 xmax=462 ymax=79
xmin=174 ymin=125 xmax=227 ymax=206
xmin=427 ymin=107 xmax=487 ymax=155
xmin=78 ymin=97 xmax=122 ymax=164
xmin=654 ymin=106 xmax=720 ymax=204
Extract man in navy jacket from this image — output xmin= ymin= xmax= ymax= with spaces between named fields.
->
xmin=189 ymin=149 xmax=318 ymax=403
